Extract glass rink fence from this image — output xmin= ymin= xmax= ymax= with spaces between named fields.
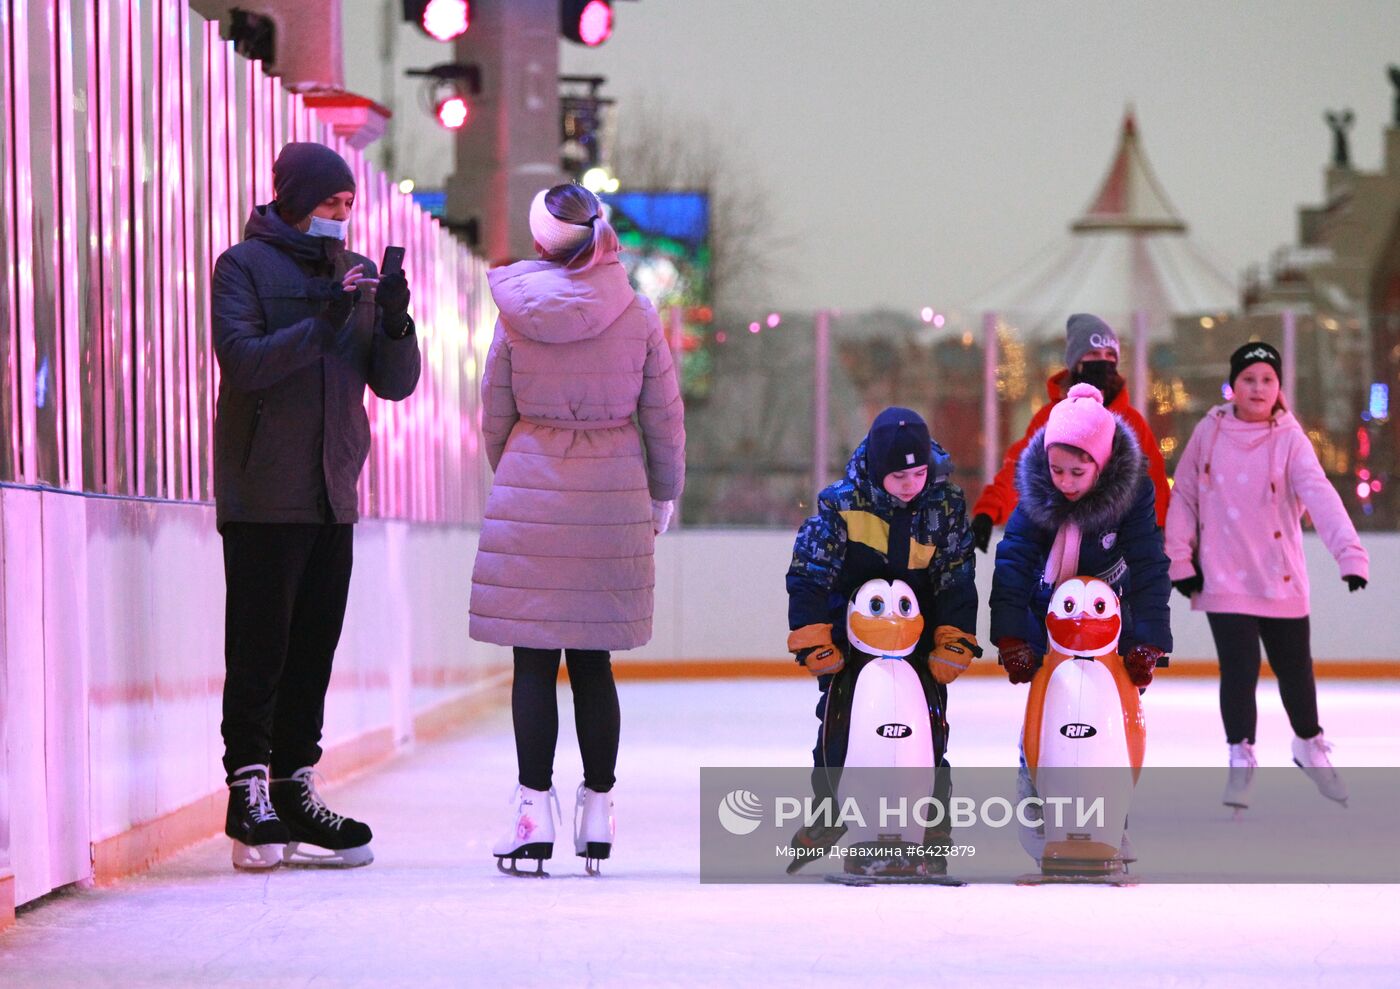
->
xmin=0 ymin=0 xmax=494 ymax=524
xmin=680 ymin=306 xmax=1399 ymax=531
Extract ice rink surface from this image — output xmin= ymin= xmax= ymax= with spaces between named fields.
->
xmin=3 ymin=676 xmax=1398 ymax=988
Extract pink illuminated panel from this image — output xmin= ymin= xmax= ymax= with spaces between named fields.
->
xmin=0 ymin=0 xmax=494 ymax=526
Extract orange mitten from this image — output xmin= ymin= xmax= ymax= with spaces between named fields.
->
xmin=788 ymin=624 xmax=844 ymax=676
xmin=929 ymin=626 xmax=982 ymax=684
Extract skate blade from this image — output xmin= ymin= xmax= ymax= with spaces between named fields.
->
xmin=232 ymin=841 xmax=285 ymax=871
xmin=497 ymin=857 xmax=550 ymax=878
xmin=824 ymin=872 xmax=965 ymax=887
xmin=578 ymin=841 xmax=610 ymax=876
xmin=281 ymin=841 xmax=374 ymax=868
xmin=786 ymin=855 xmax=829 ymax=875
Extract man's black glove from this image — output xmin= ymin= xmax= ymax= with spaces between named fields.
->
xmin=970 ymin=513 xmax=993 ymax=553
xmin=376 ymin=271 xmax=412 ymax=339
xmin=1172 ymin=573 xmax=1204 ymax=599
xmin=1344 ymin=575 xmax=1367 ymax=592
xmin=308 ymin=277 xmax=356 ymax=332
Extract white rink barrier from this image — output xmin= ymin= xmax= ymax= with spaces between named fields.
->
xmin=0 ymin=485 xmax=509 ymax=914
xmin=630 ymin=527 xmax=1400 ymax=669
xmin=2 ymin=494 xmax=1395 ymax=915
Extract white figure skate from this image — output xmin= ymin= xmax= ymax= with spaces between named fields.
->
xmin=1223 ymin=741 xmax=1257 ymax=815
xmin=493 ymin=785 xmax=560 ymax=877
xmin=574 ymin=784 xmax=616 ymax=875
xmin=1292 ymin=732 xmax=1348 ymax=806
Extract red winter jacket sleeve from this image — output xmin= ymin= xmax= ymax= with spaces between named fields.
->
xmin=972 ymin=371 xmax=1171 ymax=528
xmin=971 ymin=400 xmax=1053 ymax=526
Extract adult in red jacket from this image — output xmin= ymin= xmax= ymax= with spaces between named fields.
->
xmin=970 ymin=313 xmax=1170 ymax=550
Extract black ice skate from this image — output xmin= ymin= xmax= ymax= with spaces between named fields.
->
xmin=825 ymin=835 xmax=964 ymax=887
xmin=226 ymin=764 xmax=290 ymax=871
xmin=270 ymin=767 xmax=374 ymax=868
xmin=493 ymin=786 xmax=560 ymax=877
xmin=784 ymin=821 xmax=848 ymax=875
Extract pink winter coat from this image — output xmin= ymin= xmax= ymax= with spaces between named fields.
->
xmin=1164 ymin=403 xmax=1367 ymax=618
xmin=468 ymin=253 xmax=685 ymax=650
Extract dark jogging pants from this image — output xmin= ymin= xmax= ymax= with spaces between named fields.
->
xmin=220 ymin=522 xmax=353 ymax=781
xmin=1206 ymin=612 xmax=1321 ymax=745
xmin=511 ymin=647 xmax=620 ymax=794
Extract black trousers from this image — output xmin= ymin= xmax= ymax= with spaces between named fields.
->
xmin=512 ymin=647 xmax=619 ymax=794
xmin=220 ymin=523 xmax=354 ymax=781
xmin=1206 ymin=613 xmax=1321 ymax=745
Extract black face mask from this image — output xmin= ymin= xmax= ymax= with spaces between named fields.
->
xmin=1073 ymin=360 xmax=1118 ymax=394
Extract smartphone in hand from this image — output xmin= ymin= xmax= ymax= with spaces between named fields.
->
xmin=380 ymin=245 xmax=405 ymax=277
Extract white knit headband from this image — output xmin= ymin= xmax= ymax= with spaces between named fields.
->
xmin=529 ymin=189 xmax=594 ymax=254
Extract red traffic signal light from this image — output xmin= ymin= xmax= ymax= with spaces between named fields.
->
xmin=436 ymin=94 xmax=469 ymax=130
xmin=561 ymin=0 xmax=612 ymax=46
xmin=407 ymin=62 xmax=480 ymax=129
xmin=404 ymin=0 xmax=470 ymax=42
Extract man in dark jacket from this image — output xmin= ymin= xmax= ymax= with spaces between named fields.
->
xmin=212 ymin=142 xmax=420 ymax=871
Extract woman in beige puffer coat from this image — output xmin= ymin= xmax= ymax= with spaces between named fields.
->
xmin=470 ymin=183 xmax=685 ymax=875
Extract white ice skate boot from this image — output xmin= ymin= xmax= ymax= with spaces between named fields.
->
xmin=493 ymin=785 xmax=560 ymax=877
xmin=1223 ymin=741 xmax=1257 ymax=812
xmin=574 ymin=784 xmax=616 ymax=875
xmin=1291 ymin=732 xmax=1348 ymax=806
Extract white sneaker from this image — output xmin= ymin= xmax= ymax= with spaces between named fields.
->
xmin=493 ymin=786 xmax=560 ymax=876
xmin=574 ymin=784 xmax=616 ymax=875
xmin=1223 ymin=742 xmax=1257 ymax=809
xmin=1291 ymin=732 xmax=1348 ymax=805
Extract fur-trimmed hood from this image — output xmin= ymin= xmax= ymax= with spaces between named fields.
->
xmin=1015 ymin=417 xmax=1145 ymax=535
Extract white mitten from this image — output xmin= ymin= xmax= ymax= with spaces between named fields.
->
xmin=651 ymin=499 xmax=675 ymax=535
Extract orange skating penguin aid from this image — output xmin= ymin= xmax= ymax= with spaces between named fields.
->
xmin=1019 ymin=577 xmax=1163 ymax=879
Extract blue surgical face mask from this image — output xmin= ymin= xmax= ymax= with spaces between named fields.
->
xmin=306 ymin=215 xmax=348 ymax=240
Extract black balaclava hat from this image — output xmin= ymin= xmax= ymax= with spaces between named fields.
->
xmin=272 ymin=142 xmax=356 ymax=223
xmin=867 ymin=407 xmax=931 ymax=488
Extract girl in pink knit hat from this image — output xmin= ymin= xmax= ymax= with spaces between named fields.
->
xmin=990 ymin=383 xmax=1173 ymax=690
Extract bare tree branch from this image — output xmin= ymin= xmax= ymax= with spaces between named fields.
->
xmin=611 ymin=100 xmax=792 ymax=313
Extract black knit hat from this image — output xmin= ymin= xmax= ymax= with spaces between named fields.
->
xmin=272 ymin=142 xmax=356 ymax=222
xmin=1229 ymin=341 xmax=1282 ymax=385
xmin=867 ymin=407 xmax=931 ymax=487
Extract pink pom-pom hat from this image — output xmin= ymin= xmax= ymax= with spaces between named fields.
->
xmin=1044 ymin=383 xmax=1115 ymax=470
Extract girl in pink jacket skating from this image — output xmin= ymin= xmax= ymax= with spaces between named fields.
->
xmin=1164 ymin=342 xmax=1368 ymax=811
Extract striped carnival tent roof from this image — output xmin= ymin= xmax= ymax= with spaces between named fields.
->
xmin=970 ymin=110 xmax=1238 ymax=339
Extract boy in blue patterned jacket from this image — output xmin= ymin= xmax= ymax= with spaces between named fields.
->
xmin=785 ymin=408 xmax=980 ymax=866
